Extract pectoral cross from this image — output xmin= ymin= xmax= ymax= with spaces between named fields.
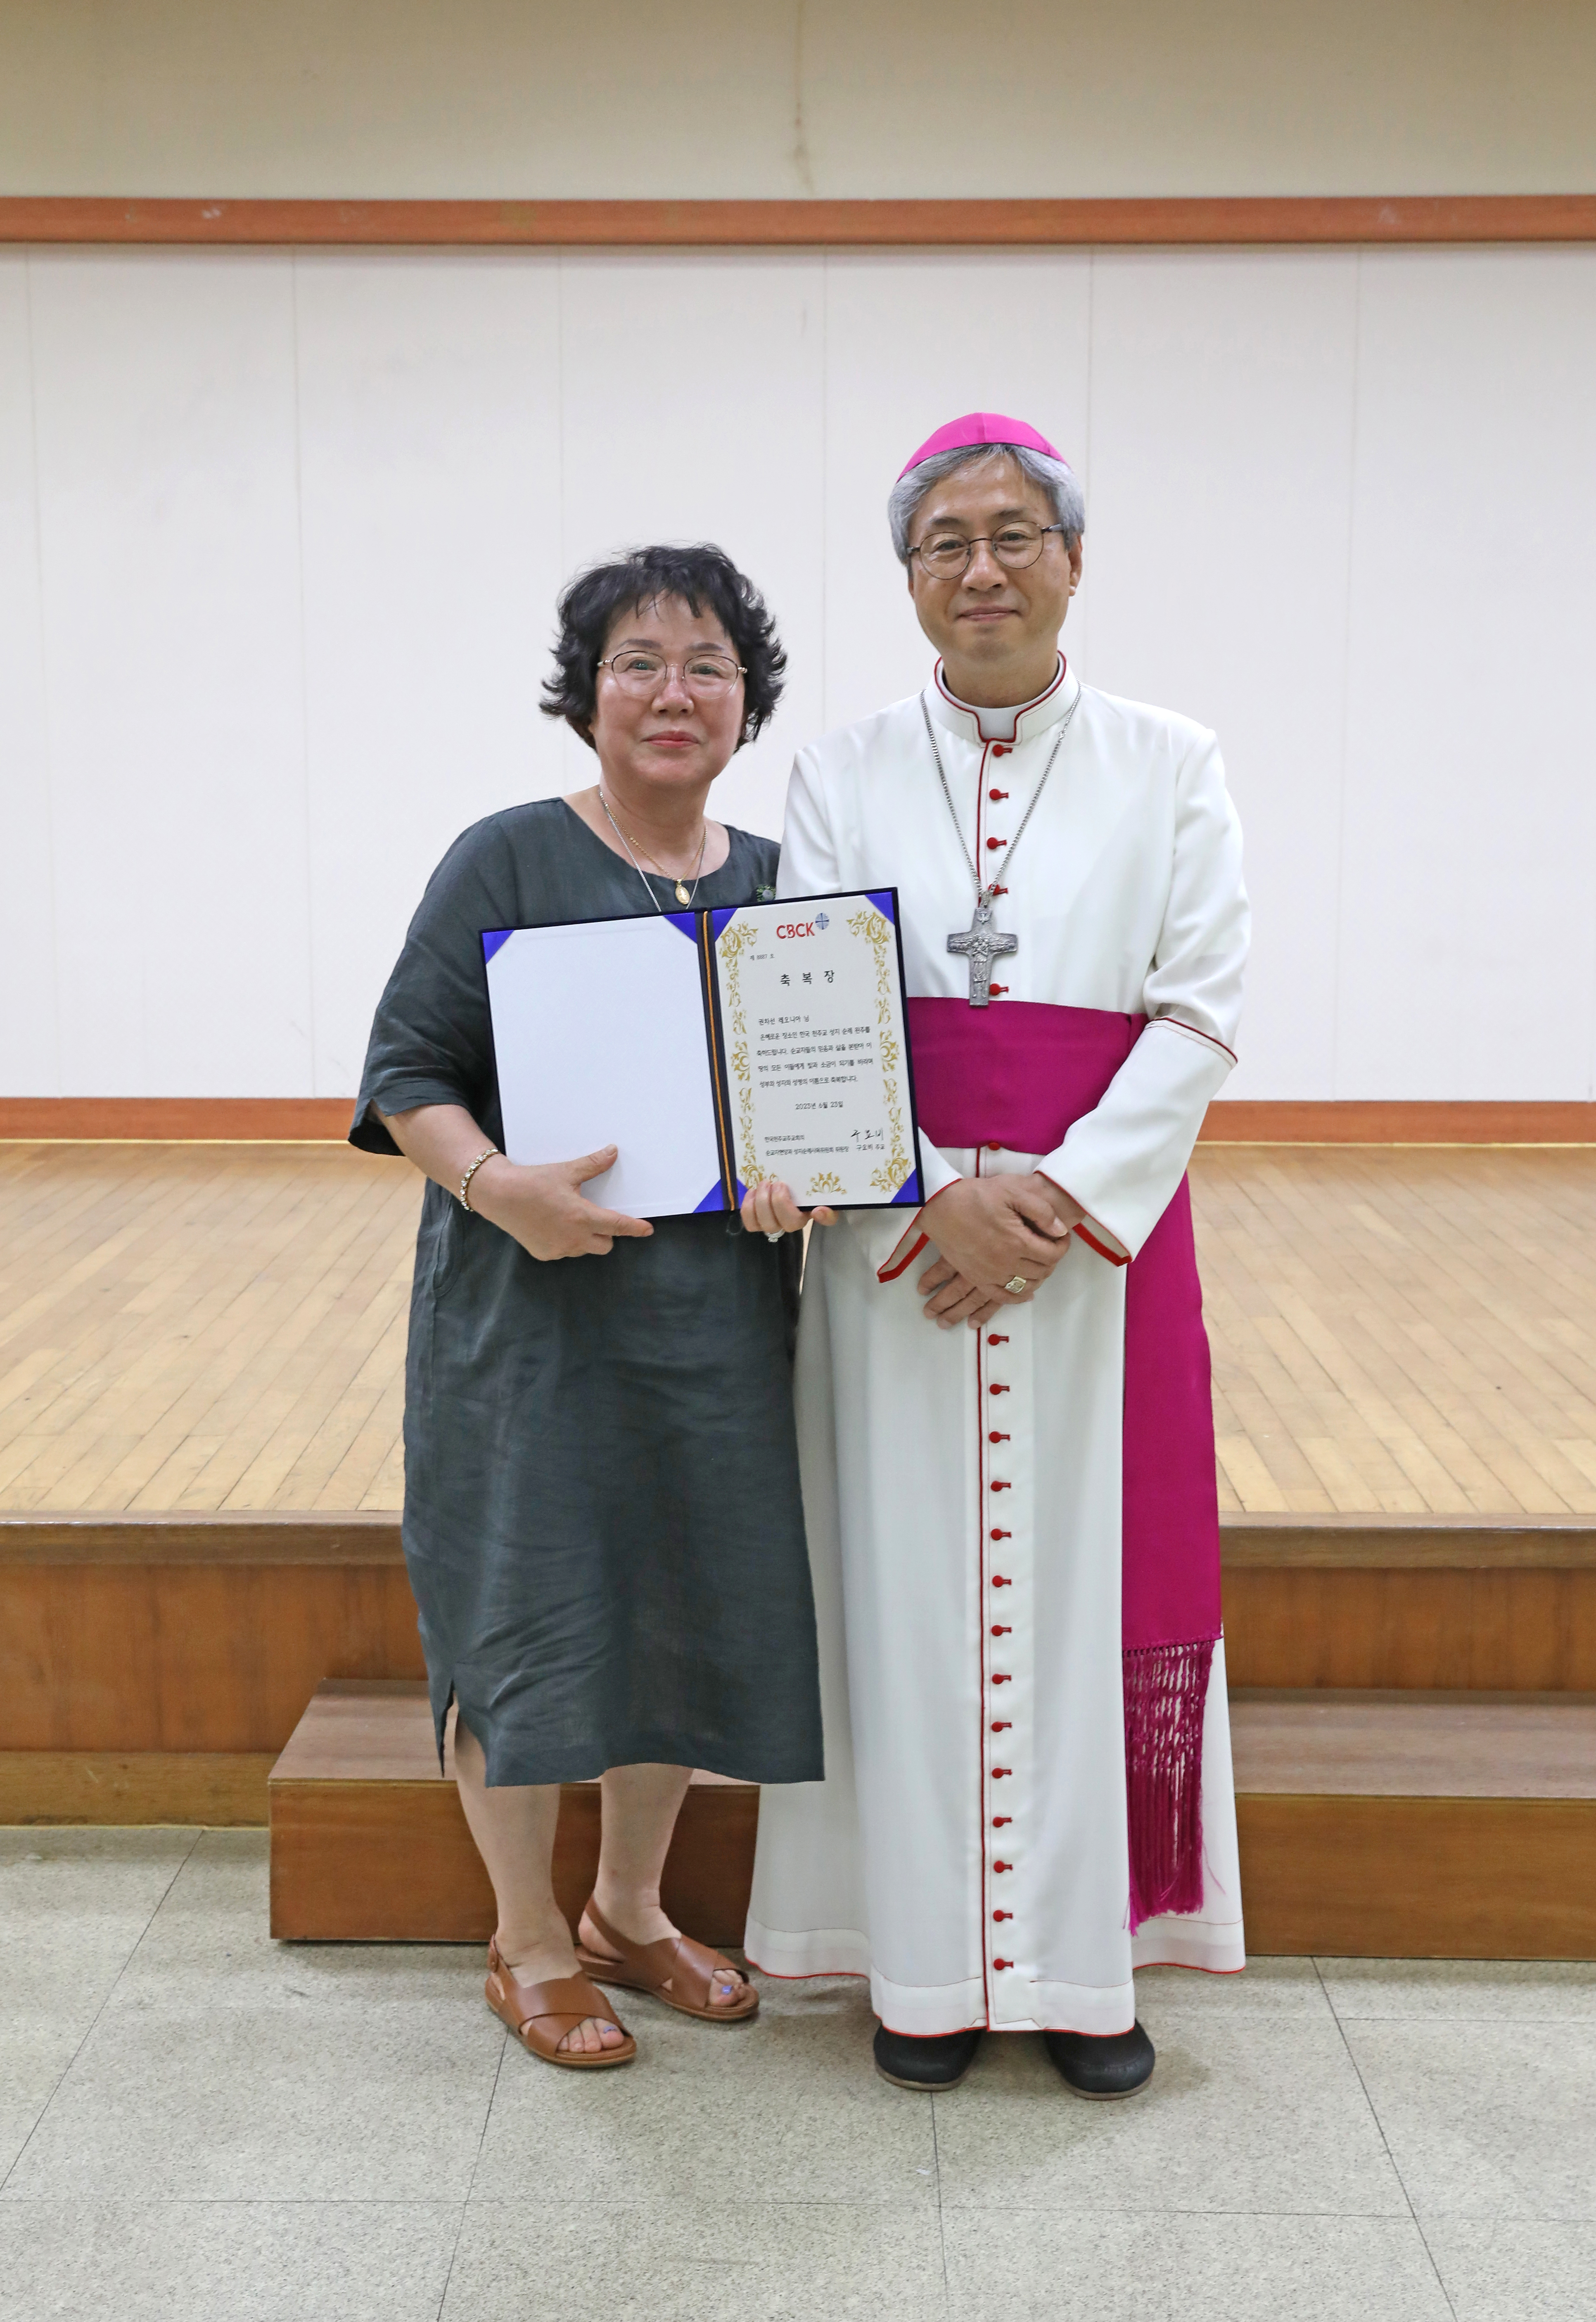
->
xmin=947 ymin=894 xmax=1018 ymax=1008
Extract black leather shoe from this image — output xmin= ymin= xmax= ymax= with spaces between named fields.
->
xmin=873 ymin=2023 xmax=983 ymax=2090
xmin=1044 ymin=2021 xmax=1155 ymax=2098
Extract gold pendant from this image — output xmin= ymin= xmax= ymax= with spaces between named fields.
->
xmin=675 ymin=881 xmax=691 ymax=905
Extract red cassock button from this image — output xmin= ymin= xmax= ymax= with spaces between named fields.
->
xmin=994 ymin=1861 xmax=1012 ymax=1873
xmin=991 ymin=1672 xmax=1012 ymax=1684
xmin=992 ymin=1574 xmax=1012 ymax=1586
xmin=991 ymin=1721 xmax=1011 ymax=1733
xmin=989 ymin=1431 xmax=1009 ymax=1444
xmin=990 ymin=1529 xmax=1011 ymax=1541
xmin=993 ymin=1956 xmax=1013 ymax=1968
xmin=991 ymin=1767 xmax=1012 ymax=1778
xmin=991 ymin=1624 xmax=1011 ymax=1635
xmin=992 ymin=1816 xmax=1012 ymax=1827
xmin=986 ymin=836 xmax=1007 ymax=850
xmin=988 ymin=1334 xmax=1009 ymax=1346
xmin=989 ymin=1383 xmax=1010 ymax=1396
xmin=989 ymin=788 xmax=1010 ymax=800
xmin=991 ymin=743 xmax=1011 ymax=757
xmin=993 ymin=1910 xmax=1012 ymax=1922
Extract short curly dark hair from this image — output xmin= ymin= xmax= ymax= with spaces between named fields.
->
xmin=540 ymin=543 xmax=787 ymax=751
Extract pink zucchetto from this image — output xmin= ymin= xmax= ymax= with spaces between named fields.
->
xmin=897 ymin=411 xmax=1069 ymax=480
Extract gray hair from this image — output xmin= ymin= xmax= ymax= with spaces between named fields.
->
xmin=888 ymin=443 xmax=1086 ymax=566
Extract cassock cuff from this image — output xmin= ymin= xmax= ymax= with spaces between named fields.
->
xmin=875 ymin=1134 xmax=969 ymax=1283
xmin=876 ymin=1181 xmax=958 ymax=1284
xmin=1035 ymin=1169 xmax=1131 ymax=1267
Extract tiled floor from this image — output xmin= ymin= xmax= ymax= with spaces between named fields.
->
xmin=3 ymin=1834 xmax=1593 ymax=2320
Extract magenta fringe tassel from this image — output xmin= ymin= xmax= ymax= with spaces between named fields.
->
xmin=1124 ymin=1637 xmax=1214 ymax=1932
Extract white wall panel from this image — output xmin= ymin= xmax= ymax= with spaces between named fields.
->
xmin=292 ymin=252 xmax=563 ymax=1095
xmin=5 ymin=0 xmax=1592 ymax=201
xmin=820 ymin=252 xmax=1093 ymax=736
xmin=556 ymin=252 xmax=827 ymax=845
xmin=1338 ymin=250 xmax=1596 ymax=1099
xmin=1083 ymin=252 xmax=1360 ymax=1099
xmin=0 ymin=258 xmax=58 ymax=1091
xmin=4 ymin=244 xmax=1592 ymax=1102
xmin=28 ymin=253 xmax=311 ymax=1096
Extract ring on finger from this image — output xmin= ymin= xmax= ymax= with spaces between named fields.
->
xmin=1003 ymin=1274 xmax=1029 ymax=1295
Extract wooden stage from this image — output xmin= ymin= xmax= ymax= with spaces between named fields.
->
xmin=4 ymin=1136 xmax=1595 ymax=1957
xmin=2 ymin=1137 xmax=1595 ymax=1520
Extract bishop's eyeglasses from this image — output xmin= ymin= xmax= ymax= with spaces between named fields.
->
xmin=596 ymin=648 xmax=746 ymax=696
xmin=910 ymin=520 xmax=1068 ymax=579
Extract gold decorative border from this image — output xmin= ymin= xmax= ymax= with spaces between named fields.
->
xmin=848 ymin=906 xmax=914 ymax=1198
xmin=719 ymin=900 xmax=914 ymax=1204
xmin=716 ymin=916 xmax=762 ymax=1190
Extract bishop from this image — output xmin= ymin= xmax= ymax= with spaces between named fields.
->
xmin=740 ymin=412 xmax=1250 ymax=2098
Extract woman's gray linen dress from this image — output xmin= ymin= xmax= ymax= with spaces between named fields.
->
xmin=352 ymin=800 xmax=823 ymax=1789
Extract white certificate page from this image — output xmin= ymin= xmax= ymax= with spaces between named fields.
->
xmin=715 ymin=894 xmax=920 ymax=1208
xmin=485 ymin=916 xmax=724 ymax=1219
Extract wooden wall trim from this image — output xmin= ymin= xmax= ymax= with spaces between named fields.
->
xmin=0 ymin=1097 xmax=354 ymax=1140
xmin=1199 ymin=1101 xmax=1596 ymax=1145
xmin=6 ymin=1095 xmax=1594 ymax=1144
xmin=2 ymin=195 xmax=1594 ymax=250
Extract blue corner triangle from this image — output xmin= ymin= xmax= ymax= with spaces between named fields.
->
xmin=481 ymin=928 xmax=512 ymax=964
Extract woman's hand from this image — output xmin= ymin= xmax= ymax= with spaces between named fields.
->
xmin=739 ymin=1180 xmax=837 ymax=1236
xmin=381 ymin=1105 xmax=652 ymax=1262
xmin=469 ymin=1147 xmax=654 ymax=1260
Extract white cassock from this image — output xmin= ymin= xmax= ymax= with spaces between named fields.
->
xmin=745 ymin=659 xmax=1251 ymax=2037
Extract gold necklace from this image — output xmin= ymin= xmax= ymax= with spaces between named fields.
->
xmin=596 ymin=788 xmax=710 ymax=909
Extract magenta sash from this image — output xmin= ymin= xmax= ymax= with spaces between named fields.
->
xmin=908 ymin=997 xmax=1219 ymax=1926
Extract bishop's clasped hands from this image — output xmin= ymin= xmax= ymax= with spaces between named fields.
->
xmin=738 ymin=1167 xmax=1085 ymax=1330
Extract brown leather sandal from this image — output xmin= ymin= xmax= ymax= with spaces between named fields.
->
xmin=575 ymin=1898 xmax=759 ymax=2023
xmin=484 ymin=1939 xmax=637 ymax=2068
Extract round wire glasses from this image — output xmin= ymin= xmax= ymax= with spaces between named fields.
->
xmin=910 ymin=520 xmax=1069 ymax=579
xmin=596 ymin=649 xmax=746 ymax=696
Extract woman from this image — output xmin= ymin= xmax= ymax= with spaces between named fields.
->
xmin=351 ymin=544 xmax=822 ymax=2069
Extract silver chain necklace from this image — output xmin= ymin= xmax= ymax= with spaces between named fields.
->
xmin=597 ymin=788 xmax=709 ymax=912
xmin=922 ymin=686 xmax=1082 ymax=1007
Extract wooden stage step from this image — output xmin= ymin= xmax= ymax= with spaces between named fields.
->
xmin=268 ymin=1681 xmax=755 ymax=1946
xmin=9 ymin=1509 xmax=1596 ymax=1831
xmin=269 ymin=1679 xmax=1596 ymax=1960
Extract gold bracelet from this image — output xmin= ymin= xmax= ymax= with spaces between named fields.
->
xmin=457 ymin=1147 xmax=500 ymax=1213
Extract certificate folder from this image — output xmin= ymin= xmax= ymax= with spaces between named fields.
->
xmin=483 ymin=890 xmax=923 ymax=1221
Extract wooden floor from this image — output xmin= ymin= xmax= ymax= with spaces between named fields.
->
xmin=1201 ymin=1146 xmax=1596 ymax=1516
xmin=2 ymin=1139 xmax=1594 ymax=1518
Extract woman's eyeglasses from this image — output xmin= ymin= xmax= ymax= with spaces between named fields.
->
xmin=910 ymin=521 xmax=1068 ymax=579
xmin=597 ymin=651 xmax=746 ymax=697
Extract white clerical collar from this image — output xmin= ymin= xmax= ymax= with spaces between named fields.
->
xmin=927 ymin=655 xmax=1079 ymax=746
